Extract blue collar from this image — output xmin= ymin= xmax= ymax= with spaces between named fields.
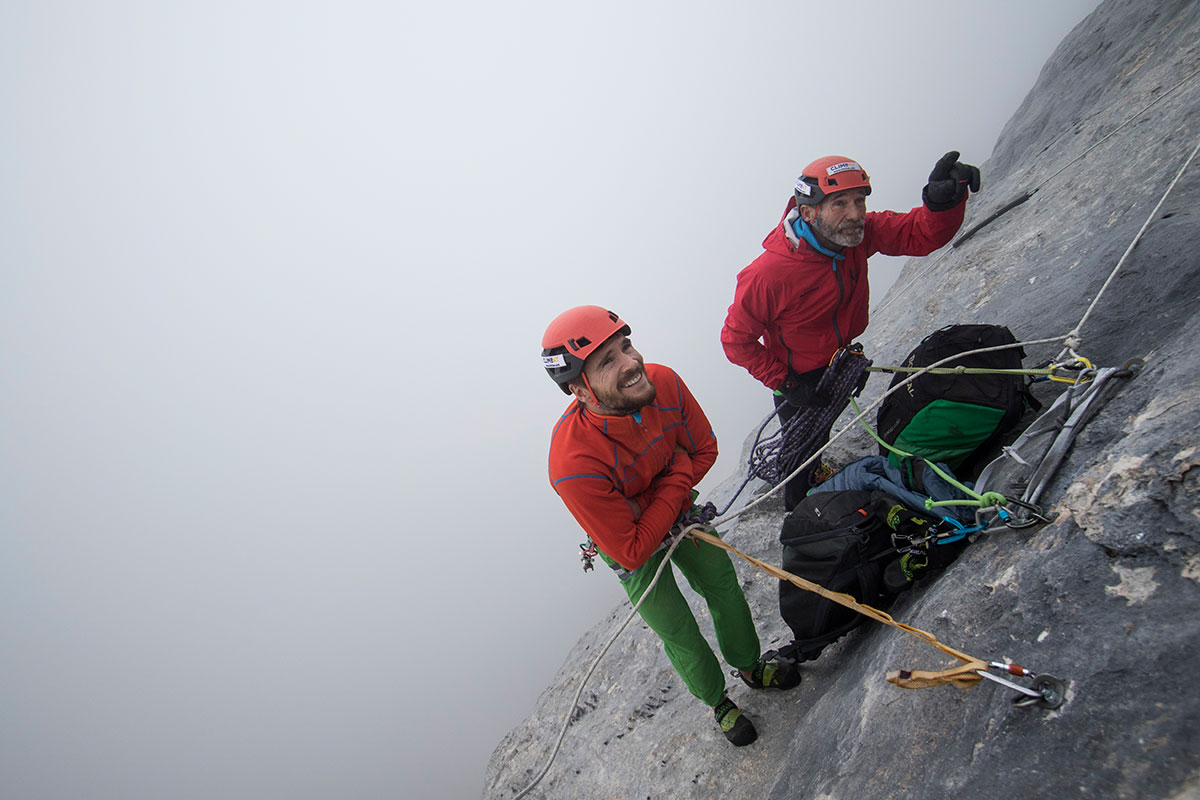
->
xmin=792 ymin=216 xmax=845 ymax=260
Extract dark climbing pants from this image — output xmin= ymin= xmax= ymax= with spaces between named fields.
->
xmin=600 ymin=533 xmax=761 ymax=707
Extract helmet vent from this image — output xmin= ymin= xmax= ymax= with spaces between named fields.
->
xmin=568 ymin=336 xmax=591 ymax=351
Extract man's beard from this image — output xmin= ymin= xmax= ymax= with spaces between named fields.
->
xmin=593 ymin=369 xmax=657 ymax=413
xmin=812 ymin=210 xmax=865 ymax=248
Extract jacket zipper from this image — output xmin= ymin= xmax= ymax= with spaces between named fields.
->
xmin=831 ymin=258 xmax=846 ymax=348
xmin=779 ymin=324 xmax=795 ymax=373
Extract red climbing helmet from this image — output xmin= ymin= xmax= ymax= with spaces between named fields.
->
xmin=541 ymin=305 xmax=631 ymax=394
xmin=794 ymin=155 xmax=872 ymax=206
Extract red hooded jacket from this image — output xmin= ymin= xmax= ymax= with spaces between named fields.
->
xmin=721 ymin=196 xmax=965 ymax=389
xmin=548 ymin=363 xmax=718 ymax=570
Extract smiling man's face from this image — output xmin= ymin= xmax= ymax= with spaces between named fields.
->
xmin=574 ymin=333 xmax=656 ymax=414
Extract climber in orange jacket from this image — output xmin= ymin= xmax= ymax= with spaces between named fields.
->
xmin=543 ymin=305 xmax=800 ymax=746
xmin=721 ymin=152 xmax=980 ymax=508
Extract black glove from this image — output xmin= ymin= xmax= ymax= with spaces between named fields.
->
xmin=922 ymin=150 xmax=981 ymax=211
xmin=778 ymin=367 xmax=830 ymax=408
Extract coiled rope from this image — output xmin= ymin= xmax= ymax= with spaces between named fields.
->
xmin=510 ymin=128 xmax=1199 ymax=800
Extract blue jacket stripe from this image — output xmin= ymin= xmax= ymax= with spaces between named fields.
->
xmin=553 ymin=472 xmax=610 ymax=489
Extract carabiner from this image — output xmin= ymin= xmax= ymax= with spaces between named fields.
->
xmin=1002 ymin=498 xmax=1058 ymax=529
xmin=978 ymin=663 xmax=1066 ymax=709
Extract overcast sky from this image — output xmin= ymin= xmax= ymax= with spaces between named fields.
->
xmin=1 ymin=2 xmax=1102 ymax=797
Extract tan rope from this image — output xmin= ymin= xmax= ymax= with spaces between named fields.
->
xmin=688 ymin=528 xmax=986 ymax=690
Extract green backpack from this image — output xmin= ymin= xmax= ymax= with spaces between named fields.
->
xmin=876 ymin=324 xmax=1039 ymax=475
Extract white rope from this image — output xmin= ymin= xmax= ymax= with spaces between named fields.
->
xmin=1058 ymin=135 xmax=1200 ymax=360
xmin=511 ymin=524 xmax=697 ymax=799
xmin=1033 ymin=63 xmax=1200 ymax=194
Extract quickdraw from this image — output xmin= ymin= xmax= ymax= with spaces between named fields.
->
xmin=579 ymin=540 xmax=598 ymax=572
xmin=887 ymin=663 xmax=1066 ymax=709
xmin=889 ymin=517 xmax=977 ymax=580
xmin=977 ymin=663 xmax=1067 ymax=709
xmin=980 ymin=498 xmax=1059 ymax=531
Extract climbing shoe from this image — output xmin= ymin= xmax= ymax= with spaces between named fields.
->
xmin=883 ymin=558 xmax=916 ymax=594
xmin=713 ymin=697 xmax=757 ymax=747
xmin=737 ymin=658 xmax=802 ymax=691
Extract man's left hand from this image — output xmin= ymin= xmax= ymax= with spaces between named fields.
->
xmin=779 ymin=367 xmax=830 ymax=408
xmin=923 ymin=150 xmax=981 ymax=211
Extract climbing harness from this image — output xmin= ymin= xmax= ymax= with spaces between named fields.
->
xmin=576 ymin=500 xmax=718 ymax=574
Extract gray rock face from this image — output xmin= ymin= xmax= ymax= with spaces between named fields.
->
xmin=485 ymin=1 xmax=1200 ymax=797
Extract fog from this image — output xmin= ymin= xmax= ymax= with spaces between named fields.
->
xmin=1 ymin=2 xmax=1100 ymax=797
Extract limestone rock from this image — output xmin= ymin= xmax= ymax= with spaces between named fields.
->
xmin=486 ymin=1 xmax=1200 ymax=797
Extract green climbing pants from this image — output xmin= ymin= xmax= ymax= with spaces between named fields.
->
xmin=599 ymin=534 xmax=761 ymax=707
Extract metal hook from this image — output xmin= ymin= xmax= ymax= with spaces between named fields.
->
xmin=1002 ymin=498 xmax=1058 ymax=529
xmin=978 ymin=664 xmax=1067 ymax=709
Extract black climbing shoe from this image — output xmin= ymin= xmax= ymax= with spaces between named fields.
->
xmin=883 ymin=558 xmax=915 ymax=594
xmin=713 ymin=697 xmax=757 ymax=746
xmin=737 ymin=658 xmax=801 ymax=691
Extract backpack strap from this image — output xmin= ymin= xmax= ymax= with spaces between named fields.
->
xmin=897 ymin=456 xmax=929 ymax=495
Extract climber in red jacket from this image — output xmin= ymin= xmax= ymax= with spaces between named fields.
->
xmin=543 ymin=305 xmax=800 ymax=746
xmin=721 ymin=152 xmax=980 ymax=509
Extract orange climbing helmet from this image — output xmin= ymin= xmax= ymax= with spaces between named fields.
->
xmin=794 ymin=156 xmax=872 ymax=206
xmin=541 ymin=306 xmax=631 ymax=393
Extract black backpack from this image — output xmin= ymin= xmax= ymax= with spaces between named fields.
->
xmin=876 ymin=324 xmax=1038 ymax=476
xmin=777 ymin=489 xmax=966 ymax=663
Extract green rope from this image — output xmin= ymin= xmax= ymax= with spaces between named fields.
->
xmin=849 ymin=398 xmax=1008 ymax=511
xmin=867 ymin=365 xmax=1051 ymax=377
